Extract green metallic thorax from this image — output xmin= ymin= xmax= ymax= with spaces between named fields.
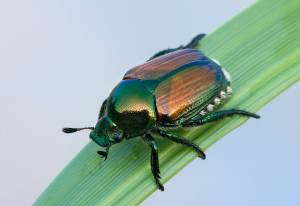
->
xmin=106 ymin=79 xmax=157 ymax=138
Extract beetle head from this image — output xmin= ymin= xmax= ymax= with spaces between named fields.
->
xmin=62 ymin=116 xmax=124 ymax=148
xmin=90 ymin=116 xmax=124 ymax=147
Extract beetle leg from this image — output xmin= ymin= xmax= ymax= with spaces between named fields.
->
xmin=97 ymin=147 xmax=109 ymax=160
xmin=142 ymin=134 xmax=164 ymax=191
xmin=147 ymin=33 xmax=206 ymax=61
xmin=154 ymin=129 xmax=206 ymax=160
xmin=184 ymin=33 xmax=206 ymax=48
xmin=98 ymin=99 xmax=108 ymax=120
xmin=182 ymin=109 xmax=260 ymax=127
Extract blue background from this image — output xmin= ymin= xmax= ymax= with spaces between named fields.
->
xmin=1 ymin=0 xmax=299 ymax=205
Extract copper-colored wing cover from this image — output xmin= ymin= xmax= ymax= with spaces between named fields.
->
xmin=155 ymin=62 xmax=225 ymax=122
xmin=123 ymin=49 xmax=205 ymax=80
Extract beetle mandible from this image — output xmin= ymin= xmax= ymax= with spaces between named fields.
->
xmin=63 ymin=33 xmax=260 ymax=191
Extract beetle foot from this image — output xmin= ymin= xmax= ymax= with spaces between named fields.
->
xmin=192 ymin=144 xmax=206 ymax=160
xmin=196 ymin=148 xmax=206 ymax=160
xmin=97 ymin=151 xmax=108 ymax=160
xmin=156 ymin=178 xmax=165 ymax=191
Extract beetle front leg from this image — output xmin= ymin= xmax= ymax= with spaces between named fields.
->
xmin=182 ymin=109 xmax=260 ymax=127
xmin=142 ymin=134 xmax=164 ymax=191
xmin=97 ymin=147 xmax=109 ymax=160
xmin=98 ymin=99 xmax=108 ymax=120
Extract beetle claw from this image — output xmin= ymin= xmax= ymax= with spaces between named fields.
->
xmin=198 ymin=150 xmax=206 ymax=160
xmin=158 ymin=183 xmax=165 ymax=191
xmin=97 ymin=151 xmax=108 ymax=160
xmin=155 ymin=178 xmax=164 ymax=191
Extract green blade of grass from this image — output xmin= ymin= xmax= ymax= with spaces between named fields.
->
xmin=34 ymin=0 xmax=300 ymax=205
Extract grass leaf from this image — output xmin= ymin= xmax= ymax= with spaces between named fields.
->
xmin=34 ymin=0 xmax=300 ymax=205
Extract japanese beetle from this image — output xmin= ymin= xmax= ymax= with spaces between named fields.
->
xmin=63 ymin=33 xmax=260 ymax=191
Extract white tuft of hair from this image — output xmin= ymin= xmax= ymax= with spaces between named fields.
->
xmin=221 ymin=68 xmax=231 ymax=82
xmin=211 ymin=58 xmax=231 ymax=83
xmin=211 ymin=58 xmax=221 ymax=66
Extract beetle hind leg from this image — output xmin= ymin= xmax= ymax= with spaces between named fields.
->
xmin=184 ymin=33 xmax=206 ymax=48
xmin=147 ymin=33 xmax=206 ymax=61
xmin=142 ymin=134 xmax=164 ymax=191
xmin=182 ymin=109 xmax=260 ymax=127
xmin=154 ymin=129 xmax=206 ymax=160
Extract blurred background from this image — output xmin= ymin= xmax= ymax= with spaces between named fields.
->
xmin=1 ymin=0 xmax=300 ymax=205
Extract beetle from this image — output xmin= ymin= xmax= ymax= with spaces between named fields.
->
xmin=63 ymin=33 xmax=260 ymax=191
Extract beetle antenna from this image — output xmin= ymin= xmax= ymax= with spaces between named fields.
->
xmin=62 ymin=127 xmax=95 ymax=133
